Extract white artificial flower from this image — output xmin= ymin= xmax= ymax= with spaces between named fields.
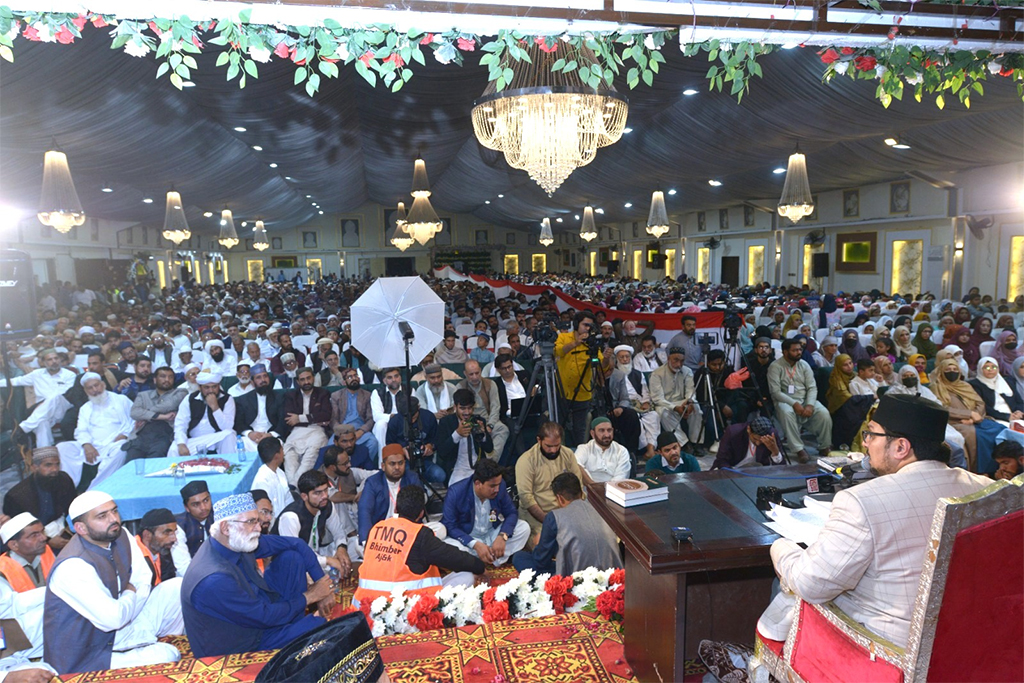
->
xmin=4 ymin=24 xmax=18 ymax=42
xmin=159 ymin=29 xmax=173 ymax=43
xmin=905 ymin=72 xmax=922 ymax=85
xmin=332 ymin=39 xmax=349 ymax=61
xmin=644 ymin=34 xmax=656 ymax=51
xmin=124 ymin=39 xmax=151 ymax=58
xmin=875 ymin=65 xmax=888 ymax=78
xmin=987 ymin=61 xmax=1001 ymax=75
xmin=248 ymin=45 xmax=272 ymax=62
xmin=719 ymin=41 xmax=732 ymax=53
xmin=834 ymin=61 xmax=849 ymax=75
xmin=33 ymin=23 xmax=54 ymax=43
xmin=371 ymin=620 xmax=386 ymax=638
xmin=370 ymin=596 xmax=389 ymax=614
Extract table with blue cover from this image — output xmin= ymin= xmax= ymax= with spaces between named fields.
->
xmin=95 ymin=454 xmax=260 ymax=520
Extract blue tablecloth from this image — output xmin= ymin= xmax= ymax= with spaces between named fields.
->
xmin=95 ymin=454 xmax=260 ymax=520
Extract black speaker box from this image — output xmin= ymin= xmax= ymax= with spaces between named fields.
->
xmin=0 ymin=250 xmax=37 ymax=341
xmin=811 ymin=252 xmax=830 ymax=279
xmin=607 ymin=259 xmax=620 ymax=274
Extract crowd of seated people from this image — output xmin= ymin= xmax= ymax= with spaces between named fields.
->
xmin=0 ymin=272 xmax=1021 ymax=676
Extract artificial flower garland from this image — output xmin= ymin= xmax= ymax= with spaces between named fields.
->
xmin=358 ymin=567 xmax=626 ymax=638
xmin=0 ymin=5 xmax=1021 ymax=107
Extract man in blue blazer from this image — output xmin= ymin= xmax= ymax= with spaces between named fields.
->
xmin=357 ymin=443 xmax=424 ymax=545
xmin=440 ymin=458 xmax=530 ymax=566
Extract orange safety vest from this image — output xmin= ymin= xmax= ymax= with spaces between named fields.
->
xmin=134 ymin=535 xmax=163 ymax=586
xmin=0 ymin=546 xmax=55 ymax=593
xmin=353 ymin=516 xmax=442 ymax=606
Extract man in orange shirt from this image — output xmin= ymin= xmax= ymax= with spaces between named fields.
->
xmin=0 ymin=513 xmax=54 ymax=593
xmin=135 ymin=509 xmax=179 ymax=587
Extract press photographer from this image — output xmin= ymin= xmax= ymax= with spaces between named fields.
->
xmin=436 ymin=389 xmax=494 ymax=486
xmin=384 ymin=395 xmax=439 ymax=481
xmin=554 ymin=311 xmax=612 ymax=447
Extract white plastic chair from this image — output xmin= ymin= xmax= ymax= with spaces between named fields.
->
xmin=978 ymin=341 xmax=996 ymax=358
xmin=770 ymin=339 xmax=782 ymax=360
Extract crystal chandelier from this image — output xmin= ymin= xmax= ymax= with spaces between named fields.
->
xmin=777 ymin=145 xmax=814 ymax=223
xmin=579 ymin=205 xmax=597 ymax=242
xmin=471 ymin=42 xmax=628 ymax=196
xmin=161 ymin=190 xmax=191 ymax=245
xmin=539 ymin=217 xmax=554 ymax=247
xmin=37 ymin=146 xmax=85 ymax=233
xmin=252 ymin=219 xmax=269 ymax=251
xmin=390 ymin=201 xmax=414 ymax=251
xmin=404 ymin=158 xmax=443 ymax=246
xmin=646 ymin=189 xmax=670 ymax=239
xmin=218 ymin=207 xmax=239 ymax=249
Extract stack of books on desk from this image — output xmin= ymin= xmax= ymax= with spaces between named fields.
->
xmin=605 ymin=477 xmax=669 ymax=508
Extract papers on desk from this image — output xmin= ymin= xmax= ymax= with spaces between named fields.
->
xmin=763 ymin=497 xmax=832 ymax=546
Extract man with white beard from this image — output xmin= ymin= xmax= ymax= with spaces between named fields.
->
xmin=201 ymin=339 xmax=236 ymax=376
xmin=609 ymin=345 xmax=660 ymax=461
xmin=227 ymin=360 xmax=254 ymax=398
xmin=632 ymin=336 xmax=667 ymax=372
xmin=55 ymin=373 xmax=133 ymax=491
xmin=171 ymin=372 xmax=237 ymax=456
xmin=180 ymin=493 xmax=334 ymax=658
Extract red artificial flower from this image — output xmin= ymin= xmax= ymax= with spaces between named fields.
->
xmin=192 ymin=35 xmax=203 ymax=50
xmin=148 ymin=21 xmax=162 ymax=37
xmin=563 ymin=591 xmax=578 ymax=610
xmin=22 ymin=25 xmax=40 ymax=41
xmin=55 ymin=26 xmax=75 ymax=44
xmin=289 ymin=46 xmax=306 ymax=66
xmin=840 ymin=47 xmax=854 ymax=55
xmin=923 ymin=58 xmax=937 ymax=69
xmin=854 ymin=55 xmax=877 ymax=72
xmin=596 ymin=585 xmax=625 ymax=622
xmin=359 ymin=50 xmax=375 ymax=66
xmin=482 ymin=600 xmax=509 ymax=623
xmin=544 ymin=576 xmax=567 ymax=597
xmin=419 ymin=33 xmax=434 ymax=45
xmin=321 ymin=57 xmax=338 ymax=64
xmin=1000 ymin=66 xmax=1014 ymax=77
xmin=72 ymin=15 xmax=88 ymax=31
xmin=91 ymin=16 xmax=108 ymax=28
xmin=483 ymin=587 xmax=497 ymax=607
xmin=273 ymin=41 xmax=290 ymax=59
xmin=384 ymin=53 xmax=405 ymax=68
xmin=456 ymin=37 xmax=475 ymax=52
xmin=609 ymin=568 xmax=625 ymax=586
xmin=534 ymin=36 xmax=557 ymax=53
xmin=819 ymin=48 xmax=840 ymax=64
xmin=358 ymin=600 xmax=374 ymax=630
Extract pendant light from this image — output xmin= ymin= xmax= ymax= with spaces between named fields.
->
xmin=579 ymin=205 xmax=597 ymax=242
xmin=37 ymin=143 xmax=85 ymax=233
xmin=161 ymin=189 xmax=191 ymax=245
xmin=218 ymin=207 xmax=239 ymax=248
xmin=252 ymin=219 xmax=269 ymax=251
xmin=404 ymin=158 xmax=442 ymax=245
xmin=645 ymin=189 xmax=670 ymax=238
xmin=539 ymin=217 xmax=554 ymax=247
xmin=777 ymin=144 xmax=814 ymax=222
xmin=389 ymin=202 xmax=414 ymax=251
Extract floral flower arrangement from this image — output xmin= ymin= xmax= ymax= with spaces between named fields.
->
xmin=359 ymin=566 xmax=625 ymax=637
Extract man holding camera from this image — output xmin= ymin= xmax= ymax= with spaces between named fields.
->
xmin=436 ymin=389 xmax=494 ymax=486
xmin=554 ymin=312 xmax=611 ymax=447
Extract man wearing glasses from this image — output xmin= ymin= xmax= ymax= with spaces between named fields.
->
xmin=757 ymin=394 xmax=992 ymax=650
xmin=181 ymin=493 xmax=335 ymax=658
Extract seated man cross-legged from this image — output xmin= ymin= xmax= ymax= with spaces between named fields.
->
xmin=441 ymin=458 xmax=530 ymax=566
xmin=272 ymin=470 xmax=354 ymax=581
xmin=171 ymin=372 xmax=237 ymax=457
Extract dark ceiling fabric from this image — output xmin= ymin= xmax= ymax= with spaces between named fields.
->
xmin=1 ymin=29 xmax=1021 ymax=235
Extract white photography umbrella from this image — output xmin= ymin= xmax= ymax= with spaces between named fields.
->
xmin=350 ymin=276 xmax=444 ymax=368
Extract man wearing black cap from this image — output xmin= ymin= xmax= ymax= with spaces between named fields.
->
xmin=758 ymin=394 xmax=992 ymax=649
xmin=710 ymin=416 xmax=784 ymax=470
xmin=645 ymin=432 xmax=701 ymax=475
xmin=171 ymin=480 xmax=212 ymax=574
xmin=135 ymin=508 xmax=178 ymax=587
xmin=435 ymin=330 xmax=468 ymax=364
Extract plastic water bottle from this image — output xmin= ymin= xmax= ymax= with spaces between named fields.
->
xmin=237 ymin=434 xmax=248 ymax=462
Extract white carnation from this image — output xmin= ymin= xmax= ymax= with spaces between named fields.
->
xmin=875 ymin=65 xmax=887 ymax=78
xmin=834 ymin=61 xmax=849 ymax=75
xmin=644 ymin=34 xmax=656 ymax=51
xmin=905 ymin=72 xmax=922 ymax=85
xmin=370 ymin=596 xmax=389 ymax=614
xmin=248 ymin=45 xmax=272 ymax=63
xmin=4 ymin=24 xmax=18 ymax=41
xmin=34 ymin=24 xmax=54 ymax=43
xmin=124 ymin=40 xmax=151 ymax=58
xmin=987 ymin=61 xmax=1001 ymax=75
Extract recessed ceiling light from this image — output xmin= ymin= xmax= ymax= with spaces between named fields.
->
xmin=682 ymin=88 xmax=699 ymax=96
xmin=252 ymin=145 xmax=263 ymax=151
xmin=234 ymin=127 xmax=247 ymax=132
xmin=884 ymin=137 xmax=898 ymax=146
xmin=668 ymin=189 xmax=677 ymax=195
xmin=595 ymin=208 xmax=604 ymax=214
xmin=241 ymin=221 xmax=248 ymax=227
xmin=497 ymin=194 xmax=504 ymax=198
xmin=101 ymin=185 xmax=113 ymax=193
xmin=142 ymin=197 xmax=153 ymax=203
xmin=182 ymin=81 xmax=195 ymax=87
xmin=708 ymin=179 xmax=722 ymax=187
xmin=318 ymin=210 xmax=324 ymax=215
xmin=485 ymin=200 xmax=491 ymax=204
xmin=773 ymin=167 xmax=787 ymax=174
xmin=305 ymin=195 xmax=312 ymax=198
xmin=623 ymin=127 xmax=633 ymax=134
xmin=624 ymin=202 xmax=632 ymax=208
xmin=574 ymin=214 xmax=580 ymax=220
xmin=285 ymin=176 xmax=294 ymax=181
xmin=893 ymin=142 xmax=911 ymax=150
xmin=556 ymin=217 xmax=563 ymax=222
xmin=269 ymin=163 xmax=278 ymax=168
xmin=203 ymin=211 xmax=213 ymax=218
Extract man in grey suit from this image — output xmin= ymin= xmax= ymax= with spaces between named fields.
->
xmin=329 ymin=367 xmax=378 ymax=456
xmin=758 ymin=394 xmax=992 ymax=648
xmin=124 ymin=367 xmax=187 ymax=461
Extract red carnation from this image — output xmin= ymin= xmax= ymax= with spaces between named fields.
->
xmin=544 ymin=576 xmax=567 ymax=597
xmin=22 ymin=25 xmax=40 ymax=41
xmin=55 ymin=26 xmax=75 ymax=44
xmin=482 ymin=600 xmax=509 ymax=623
xmin=854 ymin=55 xmax=877 ymax=72
xmin=609 ymin=568 xmax=625 ymax=586
xmin=72 ymin=15 xmax=88 ymax=31
xmin=840 ymin=47 xmax=854 ymax=55
xmin=1000 ymin=66 xmax=1013 ymax=77
xmin=192 ymin=35 xmax=203 ymax=50
xmin=483 ymin=587 xmax=497 ymax=607
xmin=419 ymin=33 xmax=434 ymax=45
xmin=91 ymin=16 xmax=108 ymax=28
xmin=819 ymin=48 xmax=840 ymax=64
xmin=359 ymin=51 xmax=374 ymax=66
xmin=456 ymin=37 xmax=475 ymax=51
xmin=273 ymin=41 xmax=290 ymax=59
xmin=358 ymin=600 xmax=374 ymax=630
xmin=148 ymin=21 xmax=162 ymax=37
xmin=534 ymin=36 xmax=557 ymax=53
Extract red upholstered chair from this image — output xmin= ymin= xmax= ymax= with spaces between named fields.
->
xmin=752 ymin=474 xmax=1024 ymax=683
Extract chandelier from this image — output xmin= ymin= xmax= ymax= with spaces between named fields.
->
xmin=777 ymin=145 xmax=814 ymax=223
xmin=471 ymin=42 xmax=629 ymax=196
xmin=404 ymin=158 xmax=443 ymax=246
xmin=37 ymin=146 xmax=85 ymax=233
xmin=389 ymin=201 xmax=414 ymax=251
xmin=218 ymin=207 xmax=239 ymax=249
xmin=646 ymin=189 xmax=670 ymax=239
xmin=161 ymin=190 xmax=191 ymax=245
xmin=579 ymin=205 xmax=597 ymax=242
xmin=539 ymin=217 xmax=554 ymax=247
xmin=252 ymin=219 xmax=269 ymax=251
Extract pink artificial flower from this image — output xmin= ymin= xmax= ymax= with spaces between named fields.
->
xmin=22 ymin=25 xmax=40 ymax=41
xmin=419 ymin=33 xmax=434 ymax=45
xmin=72 ymin=15 xmax=87 ymax=31
xmin=819 ymin=48 xmax=840 ymax=64
xmin=55 ymin=26 xmax=75 ymax=44
xmin=456 ymin=37 xmax=475 ymax=51
xmin=273 ymin=41 xmax=290 ymax=59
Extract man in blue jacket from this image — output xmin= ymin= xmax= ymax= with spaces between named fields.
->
xmin=357 ymin=443 xmax=424 ymax=545
xmin=441 ymin=458 xmax=530 ymax=566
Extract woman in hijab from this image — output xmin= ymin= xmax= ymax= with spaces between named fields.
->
xmin=940 ymin=324 xmax=971 ymax=351
xmin=953 ymin=306 xmax=973 ymax=326
xmin=994 ymin=313 xmax=1016 ymax=332
xmin=893 ymin=315 xmax=913 ymax=331
xmin=888 ymin=364 xmax=938 ymax=402
xmin=936 ymin=345 xmax=970 ymax=378
xmin=912 ymin=323 xmax=938 ymax=360
xmin=840 ymin=328 xmax=870 ymax=362
xmin=968 ymin=357 xmax=1024 ymax=425
xmin=812 ymin=336 xmax=840 ymax=368
xmin=930 ymin=357 xmax=1004 ymax=473
xmin=818 ymin=293 xmax=841 ymax=329
xmin=908 ymin=353 xmax=930 ymax=385
xmin=962 ymin=316 xmax=994 ymax=373
xmin=893 ymin=325 xmax=917 ymax=362
xmin=913 ymin=302 xmax=932 ymax=321
xmin=781 ymin=311 xmax=804 ymax=337
xmin=859 ymin=321 xmax=876 ymax=337
xmin=990 ymin=329 xmax=1022 ymax=376
xmin=1012 ymin=357 xmax=1024 ymax=415
xmin=873 ymin=355 xmax=898 ymax=388
xmin=826 ymin=354 xmax=874 ymax=448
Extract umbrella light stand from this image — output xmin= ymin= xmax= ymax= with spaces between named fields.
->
xmin=398 ymin=322 xmax=445 ymax=512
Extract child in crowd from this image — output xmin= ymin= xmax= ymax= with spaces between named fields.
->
xmin=848 ymin=358 xmax=879 ymax=397
xmin=469 ymin=332 xmax=495 ymax=364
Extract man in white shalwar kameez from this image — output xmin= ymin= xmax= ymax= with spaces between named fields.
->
xmin=2 ymin=349 xmax=77 ymax=447
xmin=170 ymin=372 xmax=236 ymax=456
xmin=55 ymin=373 xmax=132 ymax=490
xmin=413 ymin=364 xmax=456 ymax=421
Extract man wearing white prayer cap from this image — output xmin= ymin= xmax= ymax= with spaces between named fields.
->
xmin=54 ymin=373 xmax=133 ymax=491
xmin=170 ymin=372 xmax=237 ymax=457
xmin=202 ymin=338 xmax=237 ymax=377
xmin=44 ymin=491 xmax=184 ymax=674
xmin=0 ymin=514 xmax=55 ymax=679
xmin=228 ymin=359 xmax=255 ymax=398
xmin=171 ymin=341 xmax=198 ymax=374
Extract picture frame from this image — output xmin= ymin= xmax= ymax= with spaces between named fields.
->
xmin=835 ymin=231 xmax=878 ymax=272
xmin=435 ymin=217 xmax=452 ymax=247
xmin=340 ymin=218 xmax=360 ymax=248
xmin=302 ymin=231 xmax=318 ymax=249
xmin=245 ymin=238 xmax=254 ymax=251
xmin=599 ymin=247 xmax=610 ymax=266
xmin=843 ymin=189 xmax=860 ymax=218
xmin=719 ymin=208 xmax=729 ymax=230
xmin=271 ymin=256 xmax=298 ymax=268
xmin=697 ymin=212 xmax=706 ymax=232
xmin=743 ymin=205 xmax=755 ymax=227
xmin=632 ymin=222 xmax=639 ymax=239
xmin=475 ymin=229 xmax=488 ymax=246
xmin=890 ymin=182 xmax=910 ymax=214
xmin=528 ymin=233 xmax=538 ymax=246
xmin=271 ymin=236 xmax=283 ymax=250
xmin=505 ymin=232 xmax=516 ymax=245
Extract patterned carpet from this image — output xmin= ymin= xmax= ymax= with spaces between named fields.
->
xmin=54 ymin=566 xmax=710 ymax=683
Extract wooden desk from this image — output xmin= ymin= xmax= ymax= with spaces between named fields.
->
xmin=588 ymin=465 xmax=819 ymax=682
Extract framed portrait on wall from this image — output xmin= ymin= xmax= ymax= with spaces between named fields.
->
xmin=835 ymin=231 xmax=878 ymax=272
xmin=271 ymin=256 xmax=298 ymax=268
xmin=719 ymin=208 xmax=729 ymax=230
xmin=475 ymin=229 xmax=488 ymax=245
xmin=843 ymin=189 xmax=860 ymax=218
xmin=340 ymin=219 xmax=360 ymax=248
xmin=890 ymin=182 xmax=910 ymax=214
xmin=271 ymin=236 xmax=283 ymax=250
xmin=599 ymin=247 xmax=610 ymax=266
xmin=505 ymin=232 xmax=516 ymax=245
xmin=697 ymin=212 xmax=706 ymax=232
xmin=302 ymin=231 xmax=318 ymax=249
xmin=743 ymin=205 xmax=755 ymax=227
xmin=245 ymin=238 xmax=254 ymax=251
